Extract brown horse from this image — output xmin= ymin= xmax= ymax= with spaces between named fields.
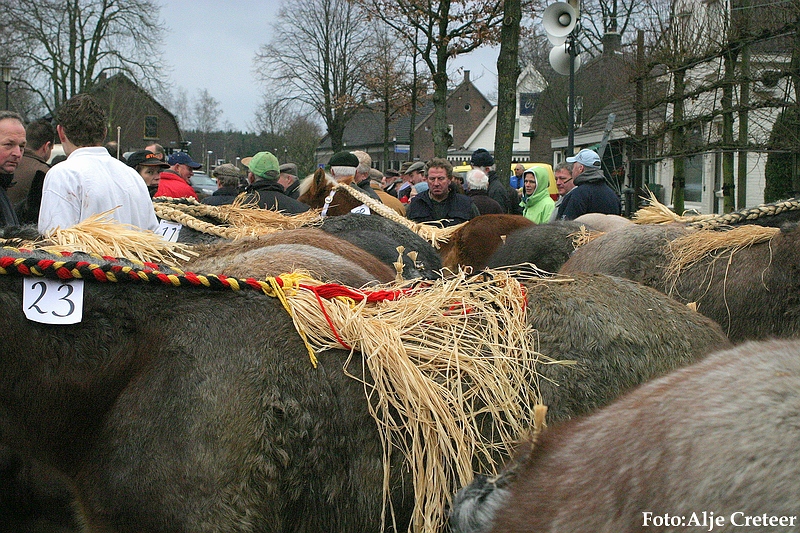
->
xmin=297 ymin=168 xmax=367 ymax=216
xmin=437 ymin=214 xmax=534 ymax=272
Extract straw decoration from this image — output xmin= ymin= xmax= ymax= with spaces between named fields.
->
xmin=40 ymin=210 xmax=196 ymax=265
xmin=570 ymin=225 xmax=605 ymax=248
xmin=332 ymin=182 xmax=464 ymax=248
xmin=664 ymin=225 xmax=779 ymax=288
xmin=284 ymin=269 xmax=544 ymax=533
xmin=633 ymin=191 xmax=716 ymax=225
xmin=153 ymin=197 xmax=321 ymax=238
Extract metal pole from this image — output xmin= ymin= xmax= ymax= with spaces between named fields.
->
xmin=4 ymin=82 xmax=8 ymax=111
xmin=567 ymin=33 xmax=576 ymax=155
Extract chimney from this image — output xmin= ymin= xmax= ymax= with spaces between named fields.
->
xmin=602 ymin=32 xmax=622 ymax=56
xmin=464 ymin=70 xmax=470 ymax=83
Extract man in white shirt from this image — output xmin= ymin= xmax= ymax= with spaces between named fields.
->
xmin=38 ymin=94 xmax=158 ymax=234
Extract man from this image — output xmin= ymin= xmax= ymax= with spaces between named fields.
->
xmin=155 ymin=152 xmax=201 ymax=200
xmin=397 ymin=161 xmax=426 ymax=204
xmin=145 ymin=143 xmax=165 ymax=161
xmin=38 ymin=94 xmax=158 ymax=234
xmin=10 ymin=118 xmax=54 ymax=224
xmin=203 ymin=163 xmax=242 ymax=206
xmin=406 ymin=158 xmax=479 ymax=227
xmin=349 ymin=150 xmax=383 ymax=202
xmin=465 ymin=168 xmax=503 ymax=215
xmin=470 ymin=148 xmax=519 ymax=214
xmin=556 ymin=148 xmax=621 ymax=220
xmin=241 ymin=151 xmax=309 ymax=214
xmin=279 ymin=162 xmax=300 ymax=199
xmin=0 ymin=111 xmax=25 ymax=226
xmin=511 ymin=163 xmax=526 ymax=190
xmin=548 ymin=162 xmax=575 ymax=222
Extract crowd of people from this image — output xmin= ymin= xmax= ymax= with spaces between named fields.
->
xmin=0 ymin=93 xmax=621 ymax=235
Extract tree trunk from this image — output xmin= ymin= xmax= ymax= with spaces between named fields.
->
xmin=432 ymin=51 xmax=450 ymax=157
xmin=495 ymin=0 xmax=522 ymax=200
xmin=722 ymin=50 xmax=737 ymax=213
xmin=737 ymin=42 xmax=750 ymax=209
xmin=672 ymin=69 xmax=686 ymax=214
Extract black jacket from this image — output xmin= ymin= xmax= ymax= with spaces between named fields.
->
xmin=487 ymin=170 xmax=521 ymax=215
xmin=241 ymin=180 xmax=310 ymax=214
xmin=406 ymin=190 xmax=477 ymax=227
xmin=0 ymin=174 xmax=20 ymax=227
xmin=556 ymin=166 xmax=621 ymax=220
xmin=202 ymin=186 xmax=240 ymax=206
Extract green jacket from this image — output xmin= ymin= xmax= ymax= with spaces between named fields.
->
xmin=520 ymin=166 xmax=555 ymax=224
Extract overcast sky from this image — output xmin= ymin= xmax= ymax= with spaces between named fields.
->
xmin=160 ymin=0 xmax=500 ymax=133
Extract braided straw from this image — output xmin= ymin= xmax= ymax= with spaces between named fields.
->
xmin=332 ymin=182 xmax=464 ymax=248
xmin=153 ymin=197 xmax=321 ymax=238
xmin=688 ymin=198 xmax=800 ymax=230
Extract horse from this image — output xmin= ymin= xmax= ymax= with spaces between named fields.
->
xmin=297 ymin=168 xmax=367 ymax=217
xmin=436 ymin=214 xmax=534 ymax=272
xmin=451 ymin=339 xmax=800 ymax=533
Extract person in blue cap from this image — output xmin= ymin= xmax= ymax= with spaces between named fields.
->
xmin=555 ymin=148 xmax=621 ymax=220
xmin=155 ymin=151 xmax=203 ymax=200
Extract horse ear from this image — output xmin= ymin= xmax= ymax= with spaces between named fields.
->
xmin=314 ymin=167 xmax=327 ymax=188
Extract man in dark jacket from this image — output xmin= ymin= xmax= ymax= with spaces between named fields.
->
xmin=10 ymin=119 xmax=54 ymax=224
xmin=470 ymin=148 xmax=520 ymax=214
xmin=0 ymin=112 xmax=26 ymax=227
xmin=406 ymin=158 xmax=479 ymax=227
xmin=556 ymin=148 xmax=621 ymax=220
xmin=203 ymin=164 xmax=243 ymax=206
xmin=242 ymin=151 xmax=309 ymax=214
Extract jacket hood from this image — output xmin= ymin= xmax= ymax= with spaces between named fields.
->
xmin=574 ymin=165 xmax=606 ymax=185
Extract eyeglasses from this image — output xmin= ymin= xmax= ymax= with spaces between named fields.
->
xmin=555 ymin=176 xmax=573 ymax=183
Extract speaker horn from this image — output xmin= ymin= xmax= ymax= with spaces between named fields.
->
xmin=549 ymin=45 xmax=581 ymax=76
xmin=543 ymin=2 xmax=577 ymax=45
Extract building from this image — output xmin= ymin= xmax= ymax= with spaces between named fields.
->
xmin=315 ymin=71 xmax=493 ymax=170
xmin=88 ymin=73 xmax=183 ymax=155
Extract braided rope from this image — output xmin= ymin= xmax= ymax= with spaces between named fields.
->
xmin=153 ymin=203 xmax=246 ymax=239
xmin=332 ymin=182 xmax=464 ymax=247
xmin=688 ymin=198 xmax=800 ymax=230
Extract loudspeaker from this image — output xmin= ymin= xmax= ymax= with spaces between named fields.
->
xmin=543 ymin=2 xmax=577 ymax=45
xmin=549 ymin=45 xmax=581 ymax=76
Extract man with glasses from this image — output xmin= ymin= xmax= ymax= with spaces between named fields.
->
xmin=555 ymin=148 xmax=621 ymax=220
xmin=406 ymin=158 xmax=479 ymax=227
xmin=548 ymin=162 xmax=575 ymax=222
xmin=155 ymin=152 xmax=201 ymax=200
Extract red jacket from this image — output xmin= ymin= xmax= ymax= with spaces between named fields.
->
xmin=155 ymin=171 xmax=198 ymax=200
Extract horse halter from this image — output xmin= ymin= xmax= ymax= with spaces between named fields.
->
xmin=320 ymin=189 xmax=337 ymax=218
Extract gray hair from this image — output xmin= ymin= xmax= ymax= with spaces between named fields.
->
xmin=0 ymin=111 xmax=24 ymax=126
xmin=554 ymin=161 xmax=572 ymax=174
xmin=465 ymin=168 xmax=489 ymax=191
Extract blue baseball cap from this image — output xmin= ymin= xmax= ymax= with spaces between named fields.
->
xmin=566 ymin=148 xmax=601 ymax=167
xmin=168 ymin=152 xmax=202 ymax=169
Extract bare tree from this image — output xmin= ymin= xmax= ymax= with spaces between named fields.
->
xmin=362 ymin=28 xmax=424 ymax=169
xmin=1 ymin=0 xmax=167 ymax=115
xmin=254 ymin=0 xmax=371 ymax=153
xmin=192 ymin=89 xmax=222 ymax=167
xmin=251 ymin=96 xmax=292 ymax=136
xmin=359 ymin=0 xmax=505 ymax=157
xmin=495 ymin=0 xmax=523 ymax=187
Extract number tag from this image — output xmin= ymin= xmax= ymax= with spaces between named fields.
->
xmin=155 ymin=220 xmax=182 ymax=242
xmin=23 ymin=278 xmax=84 ymax=324
xmin=351 ymin=204 xmax=371 ymax=215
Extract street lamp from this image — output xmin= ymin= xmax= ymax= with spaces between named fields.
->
xmin=207 ymin=150 xmax=213 ymax=173
xmin=1 ymin=65 xmax=14 ymax=110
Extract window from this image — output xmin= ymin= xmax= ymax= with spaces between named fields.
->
xmin=144 ymin=115 xmax=158 ymax=139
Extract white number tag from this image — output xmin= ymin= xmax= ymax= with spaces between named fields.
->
xmin=155 ymin=220 xmax=182 ymax=242
xmin=351 ymin=204 xmax=371 ymax=215
xmin=23 ymin=278 xmax=84 ymax=324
